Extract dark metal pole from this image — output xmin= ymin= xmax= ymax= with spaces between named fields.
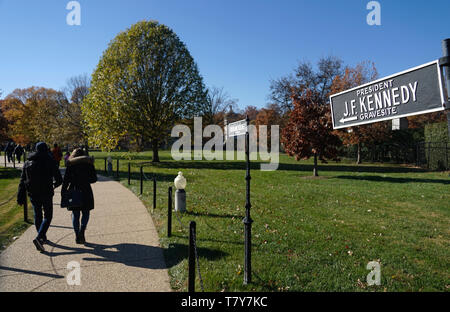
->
xmin=168 ymin=187 xmax=172 ymax=237
xmin=140 ymin=166 xmax=143 ymax=195
xmin=116 ymin=158 xmax=119 ymax=179
xmin=446 ymin=142 xmax=448 ymax=169
xmin=153 ymin=176 xmax=157 ymax=211
xmin=188 ymin=221 xmax=196 ymax=292
xmin=428 ymin=142 xmax=431 ymax=169
xmin=104 ymin=158 xmax=107 ymax=174
xmin=442 ymin=39 xmax=450 ymax=138
xmin=23 ymin=194 xmax=28 ymax=223
xmin=13 ymin=154 xmax=15 ymax=169
xmin=243 ymin=115 xmax=253 ymax=285
xmin=128 ymin=163 xmax=131 ymax=185
xmin=416 ymin=144 xmax=420 ymax=167
xmin=4 ymin=152 xmax=6 ymax=167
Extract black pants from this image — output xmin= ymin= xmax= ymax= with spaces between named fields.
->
xmin=30 ymin=196 xmax=53 ymax=240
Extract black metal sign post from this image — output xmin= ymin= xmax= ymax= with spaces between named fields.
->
xmin=441 ymin=38 xmax=450 ymax=138
xmin=226 ymin=116 xmax=253 ymax=285
xmin=243 ymin=115 xmax=253 ymax=285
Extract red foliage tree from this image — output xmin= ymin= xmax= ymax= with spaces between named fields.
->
xmin=255 ymin=106 xmax=282 ymax=149
xmin=281 ymin=90 xmax=341 ymax=176
xmin=330 ymin=62 xmax=391 ymax=164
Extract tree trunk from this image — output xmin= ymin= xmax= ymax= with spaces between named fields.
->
xmin=313 ymin=153 xmax=318 ymax=177
xmin=356 ymin=143 xmax=362 ymax=165
xmin=152 ymin=139 xmax=160 ymax=162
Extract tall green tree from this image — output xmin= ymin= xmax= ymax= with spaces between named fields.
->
xmin=82 ymin=20 xmax=208 ymax=161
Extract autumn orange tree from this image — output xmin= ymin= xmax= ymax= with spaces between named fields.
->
xmin=2 ymin=87 xmax=69 ymax=145
xmin=255 ymin=105 xmax=282 ymax=149
xmin=0 ymin=99 xmax=9 ymax=142
xmin=330 ymin=62 xmax=391 ymax=164
xmin=282 ymin=90 xmax=341 ymax=176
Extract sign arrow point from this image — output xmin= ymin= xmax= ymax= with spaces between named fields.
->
xmin=340 ymin=116 xmax=358 ymax=124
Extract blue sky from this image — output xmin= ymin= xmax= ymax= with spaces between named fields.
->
xmin=0 ymin=0 xmax=449 ymax=109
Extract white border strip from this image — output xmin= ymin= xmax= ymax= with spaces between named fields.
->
xmin=332 ymin=107 xmax=445 ymax=130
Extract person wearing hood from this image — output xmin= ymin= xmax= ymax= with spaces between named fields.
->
xmin=17 ymin=142 xmax=63 ymax=252
xmin=62 ymin=148 xmax=97 ymax=244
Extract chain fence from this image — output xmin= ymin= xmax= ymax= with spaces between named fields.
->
xmin=191 ymin=226 xmax=205 ymax=292
xmin=142 ymin=170 xmax=153 ymax=182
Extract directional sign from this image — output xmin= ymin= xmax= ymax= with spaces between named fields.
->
xmin=330 ymin=60 xmax=447 ymax=129
xmin=227 ymin=119 xmax=247 ymax=137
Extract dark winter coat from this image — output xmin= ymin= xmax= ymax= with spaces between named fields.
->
xmin=14 ymin=145 xmax=24 ymax=157
xmin=6 ymin=142 xmax=15 ymax=155
xmin=62 ymin=156 xmax=97 ymax=211
xmin=18 ymin=142 xmax=63 ymax=202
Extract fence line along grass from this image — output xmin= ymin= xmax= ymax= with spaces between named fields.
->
xmin=0 ymin=167 xmax=32 ymax=251
xmin=91 ymin=150 xmax=450 ymax=292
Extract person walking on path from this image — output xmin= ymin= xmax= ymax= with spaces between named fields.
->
xmin=51 ymin=143 xmax=63 ymax=168
xmin=14 ymin=144 xmax=24 ymax=163
xmin=62 ymin=148 xmax=97 ymax=244
xmin=5 ymin=141 xmax=15 ymax=163
xmin=17 ymin=142 xmax=63 ymax=253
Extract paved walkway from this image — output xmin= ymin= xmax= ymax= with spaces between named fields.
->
xmin=0 ymin=161 xmax=171 ymax=292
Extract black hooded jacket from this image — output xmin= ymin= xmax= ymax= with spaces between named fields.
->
xmin=18 ymin=142 xmax=63 ymax=201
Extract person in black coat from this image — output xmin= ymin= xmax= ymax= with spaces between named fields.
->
xmin=6 ymin=141 xmax=15 ymax=163
xmin=14 ymin=144 xmax=24 ymax=163
xmin=62 ymin=148 xmax=97 ymax=244
xmin=17 ymin=142 xmax=63 ymax=252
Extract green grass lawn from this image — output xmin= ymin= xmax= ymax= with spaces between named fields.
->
xmin=90 ymin=150 xmax=449 ymax=292
xmin=0 ymin=167 xmax=32 ymax=251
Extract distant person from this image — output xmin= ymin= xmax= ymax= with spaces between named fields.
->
xmin=14 ymin=144 xmax=24 ymax=163
xmin=6 ymin=141 xmax=15 ymax=163
xmin=17 ymin=142 xmax=63 ymax=252
xmin=62 ymin=148 xmax=97 ymax=244
xmin=51 ymin=144 xmax=63 ymax=168
xmin=107 ymin=156 xmax=113 ymax=176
